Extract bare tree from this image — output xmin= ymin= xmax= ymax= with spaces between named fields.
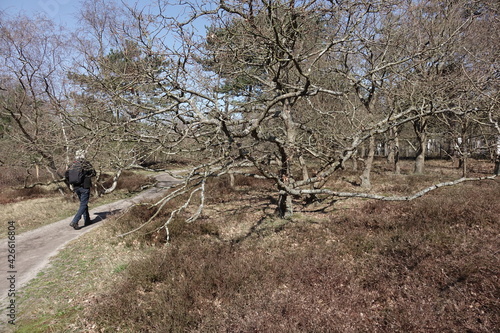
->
xmin=11 ymin=0 xmax=491 ymax=235
xmin=0 ymin=14 xmax=72 ymax=188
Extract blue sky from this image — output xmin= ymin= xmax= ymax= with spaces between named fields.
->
xmin=2 ymin=0 xmax=83 ymax=26
xmin=0 ymin=0 xmax=157 ymax=29
xmin=1 ymin=0 xmax=210 ymax=37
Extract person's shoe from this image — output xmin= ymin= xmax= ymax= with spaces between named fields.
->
xmin=70 ymin=222 xmax=79 ymax=230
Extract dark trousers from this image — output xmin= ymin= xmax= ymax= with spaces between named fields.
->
xmin=72 ymin=187 xmax=91 ymax=225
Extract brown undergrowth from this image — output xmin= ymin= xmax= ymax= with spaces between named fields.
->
xmin=0 ymin=170 xmax=153 ymax=204
xmin=81 ymin=162 xmax=499 ymax=333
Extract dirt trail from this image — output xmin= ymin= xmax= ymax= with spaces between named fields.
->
xmin=0 ymin=173 xmax=181 ymax=325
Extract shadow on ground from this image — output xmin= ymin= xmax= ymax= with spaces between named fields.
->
xmin=78 ymin=210 xmax=121 ymax=229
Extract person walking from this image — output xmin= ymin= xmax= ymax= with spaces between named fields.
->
xmin=65 ymin=150 xmax=96 ymax=230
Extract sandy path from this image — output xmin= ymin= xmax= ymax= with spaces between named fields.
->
xmin=0 ymin=173 xmax=181 ymax=325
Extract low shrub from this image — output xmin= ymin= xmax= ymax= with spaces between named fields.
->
xmin=0 ymin=186 xmax=55 ymax=204
xmin=117 ymin=171 xmax=154 ymax=192
xmin=204 ymin=173 xmax=273 ymax=204
xmin=85 ymin=178 xmax=500 ymax=332
xmin=98 ymin=171 xmax=154 ymax=193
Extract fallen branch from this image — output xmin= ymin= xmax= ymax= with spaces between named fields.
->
xmin=162 ymin=179 xmax=206 ymax=241
xmin=115 ymin=181 xmax=189 ymax=239
xmin=288 ymin=175 xmax=497 ymax=201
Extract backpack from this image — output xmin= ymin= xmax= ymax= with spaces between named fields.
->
xmin=68 ymin=160 xmax=85 ymax=185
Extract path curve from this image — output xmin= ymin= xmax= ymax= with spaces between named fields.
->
xmin=0 ymin=173 xmax=181 ymax=314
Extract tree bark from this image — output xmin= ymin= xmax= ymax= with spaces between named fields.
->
xmin=414 ymin=137 xmax=427 ymax=174
xmin=298 ymin=155 xmax=309 ymax=181
xmin=458 ymin=137 xmax=468 ymax=178
xmin=360 ymin=135 xmax=375 ymax=188
xmin=277 ymin=189 xmax=293 ymax=218
xmin=387 ymin=127 xmax=401 ymax=174
xmin=229 ymin=172 xmax=235 ymax=188
xmin=351 ymin=150 xmax=358 ymax=172
xmin=394 ymin=134 xmax=401 ymax=175
xmin=387 ymin=129 xmax=395 ymax=165
xmin=494 ymin=136 xmax=500 ymax=175
xmin=413 ymin=118 xmax=428 ymax=174
xmin=276 ymin=100 xmax=296 ymax=218
xmin=107 ymin=169 xmax=122 ymax=193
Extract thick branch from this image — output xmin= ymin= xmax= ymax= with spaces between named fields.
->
xmin=287 ymin=175 xmax=497 ymax=200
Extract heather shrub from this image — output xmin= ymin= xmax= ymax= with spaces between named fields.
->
xmin=0 ymin=185 xmax=54 ymax=204
xmin=117 ymin=171 xmax=155 ymax=192
xmin=98 ymin=171 xmax=154 ymax=193
xmin=0 ymin=165 xmax=64 ymax=203
xmin=205 ymin=174 xmax=236 ymax=204
xmin=110 ymin=191 xmax=221 ymax=247
xmin=108 ymin=201 xmax=172 ymax=247
xmin=205 ymin=173 xmax=273 ymax=204
xmin=86 ymin=178 xmax=499 ymax=332
xmin=232 ymin=174 xmax=273 ymax=188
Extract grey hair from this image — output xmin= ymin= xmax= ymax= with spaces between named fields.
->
xmin=75 ymin=149 xmax=86 ymax=160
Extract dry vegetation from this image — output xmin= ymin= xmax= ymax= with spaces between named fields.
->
xmin=8 ymin=159 xmax=500 ymax=332
xmin=78 ymin=163 xmax=500 ymax=331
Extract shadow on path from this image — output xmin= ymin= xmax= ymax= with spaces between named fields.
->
xmin=77 ymin=210 xmax=121 ymax=230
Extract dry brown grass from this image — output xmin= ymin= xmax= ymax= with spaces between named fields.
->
xmin=0 ymin=197 xmax=76 ymax=237
xmin=78 ymin=159 xmax=499 ymax=333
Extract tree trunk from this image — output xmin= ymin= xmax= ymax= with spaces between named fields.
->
xmin=413 ymin=118 xmax=428 ymax=174
xmin=494 ymin=136 xmax=500 ymax=175
xmin=387 ymin=127 xmax=401 ymax=174
xmin=299 ymin=154 xmax=318 ymax=204
xmin=276 ymin=145 xmax=294 ymax=217
xmin=457 ymin=121 xmax=470 ymax=177
xmin=360 ymin=144 xmax=366 ymax=159
xmin=277 ymin=190 xmax=293 ymax=218
xmin=360 ymin=135 xmax=375 ymax=188
xmin=394 ymin=133 xmax=401 ymax=175
xmin=276 ymin=100 xmax=296 ymax=218
xmin=387 ymin=129 xmax=395 ymax=165
xmin=414 ymin=137 xmax=427 ymax=174
xmin=461 ymin=154 xmax=468 ymax=177
xmin=101 ymin=169 xmax=122 ymax=195
xmin=458 ymin=137 xmax=468 ymax=177
xmin=298 ymin=155 xmax=309 ymax=181
xmin=44 ymin=165 xmax=65 ymax=196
